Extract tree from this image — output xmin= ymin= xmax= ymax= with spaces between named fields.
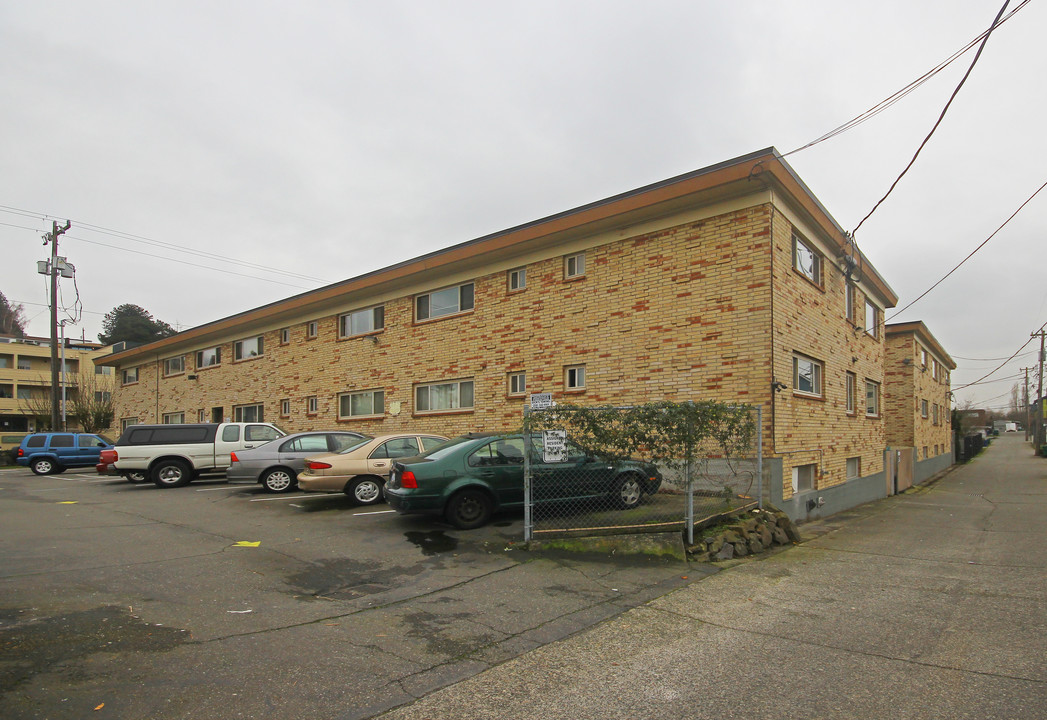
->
xmin=0 ymin=291 xmax=27 ymax=337
xmin=70 ymin=370 xmax=115 ymax=433
xmin=98 ymin=304 xmax=176 ymax=345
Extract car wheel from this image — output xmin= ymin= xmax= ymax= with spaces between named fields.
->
xmin=30 ymin=458 xmax=57 ymax=475
xmin=347 ymin=476 xmax=383 ymax=505
xmin=123 ymin=471 xmax=149 ymax=484
xmin=445 ymin=489 xmax=494 ymax=530
xmin=612 ymin=473 xmax=644 ymax=509
xmin=261 ymin=467 xmax=296 ymax=493
xmin=153 ymin=459 xmax=192 ymax=488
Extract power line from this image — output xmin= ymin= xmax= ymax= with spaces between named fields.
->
xmin=782 ymin=0 xmax=1030 ymax=158
xmin=851 ymin=0 xmax=1011 ymax=237
xmin=952 ymin=317 xmax=1047 ymax=392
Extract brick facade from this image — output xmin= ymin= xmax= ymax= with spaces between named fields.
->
xmin=884 ymin=322 xmax=955 ymax=459
xmin=103 ymin=149 xmax=912 ymax=505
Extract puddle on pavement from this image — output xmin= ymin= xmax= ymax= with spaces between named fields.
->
xmin=404 ymin=530 xmax=458 ymax=556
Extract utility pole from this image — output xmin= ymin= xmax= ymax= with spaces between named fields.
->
xmin=45 ymin=220 xmax=71 ymax=431
xmin=1023 ymin=367 xmax=1031 ymax=442
xmin=1034 ymin=330 xmax=1047 ymax=452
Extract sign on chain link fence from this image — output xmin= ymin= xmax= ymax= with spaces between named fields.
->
xmin=522 ymin=401 xmax=762 ymax=543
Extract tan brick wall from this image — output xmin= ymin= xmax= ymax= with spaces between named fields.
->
xmin=884 ymin=332 xmax=952 ymax=457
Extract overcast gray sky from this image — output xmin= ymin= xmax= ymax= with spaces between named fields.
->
xmin=2 ymin=1 xmax=1044 ymax=411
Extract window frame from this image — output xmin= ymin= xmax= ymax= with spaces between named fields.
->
xmin=792 ymin=463 xmax=816 ymax=493
xmin=792 ymin=232 xmax=822 ymax=287
xmin=414 ymin=379 xmax=475 ymax=415
xmin=564 ymin=364 xmax=586 ymax=391
xmin=865 ymin=299 xmax=880 ymax=339
xmin=280 ymin=399 xmax=290 ymax=417
xmin=415 ymin=282 xmax=475 ymax=323
xmin=921 ymin=399 xmax=929 ymax=418
xmin=233 ymin=403 xmax=264 ymax=423
xmin=865 ymin=379 xmax=881 ymax=418
xmin=339 ymin=306 xmax=385 ymax=338
xmin=234 ymin=335 xmax=264 ymax=361
xmin=792 ymin=353 xmax=823 ymax=398
xmin=306 ymin=396 xmax=319 ymax=415
xmin=564 ymin=252 xmax=586 ymax=280
xmin=845 ymin=372 xmax=857 ymax=415
xmin=163 ymin=356 xmax=185 ymax=377
xmin=122 ymin=367 xmax=139 ymax=385
xmin=162 ymin=412 xmax=185 ymax=424
xmin=338 ymin=389 xmax=385 ymax=419
xmin=280 ymin=328 xmax=290 ymax=345
xmin=508 ymin=267 xmax=526 ymax=292
xmin=508 ymin=371 xmax=526 ymax=396
xmin=846 ymin=456 xmax=861 ymax=481
xmin=306 ymin=321 xmax=318 ymax=339
xmin=196 ymin=347 xmax=221 ymax=369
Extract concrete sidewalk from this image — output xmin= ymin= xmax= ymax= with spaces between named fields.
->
xmin=379 ymin=434 xmax=1047 ymax=719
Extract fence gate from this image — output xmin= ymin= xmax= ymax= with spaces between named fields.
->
xmin=521 ymin=403 xmax=762 ymax=543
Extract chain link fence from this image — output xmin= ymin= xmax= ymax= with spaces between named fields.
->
xmin=522 ymin=402 xmax=761 ymax=543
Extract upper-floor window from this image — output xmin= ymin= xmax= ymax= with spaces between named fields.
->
xmin=793 ymin=354 xmax=823 ymax=397
xmin=280 ymin=328 xmax=290 ymax=345
xmin=416 ymin=283 xmax=474 ymax=322
xmin=845 ymin=284 xmax=856 ymax=324
xmin=307 ymin=321 xmax=318 ymax=339
xmin=197 ymin=347 xmax=221 ymax=368
xmin=306 ymin=396 xmax=318 ymax=414
xmin=866 ymin=380 xmax=880 ymax=417
xmin=122 ymin=367 xmax=139 ymax=385
xmin=340 ymin=306 xmax=385 ymax=337
xmin=234 ymin=336 xmax=264 ymax=361
xmin=508 ymin=267 xmax=526 ymax=292
xmin=415 ymin=379 xmax=474 ymax=413
xmin=564 ymin=252 xmax=586 ymax=279
xmin=163 ymin=356 xmax=185 ymax=377
xmin=17 ymin=358 xmax=32 ymax=370
xmin=921 ymin=399 xmax=929 ymax=418
xmin=864 ymin=299 xmax=880 ymax=338
xmin=845 ymin=372 xmax=856 ymax=414
xmin=793 ymin=233 xmax=822 ymax=286
xmin=95 ymin=365 xmax=113 ymax=375
xmin=920 ymin=347 xmax=927 ymax=367
xmin=280 ymin=399 xmax=290 ymax=416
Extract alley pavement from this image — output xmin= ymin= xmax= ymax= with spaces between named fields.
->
xmin=380 ymin=434 xmax=1047 ymax=719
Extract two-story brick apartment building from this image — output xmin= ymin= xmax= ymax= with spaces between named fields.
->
xmin=884 ymin=321 xmax=956 ymax=489
xmin=98 ymin=148 xmax=902 ymax=520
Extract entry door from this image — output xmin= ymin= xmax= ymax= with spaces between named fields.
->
xmin=896 ymin=448 xmax=915 ymax=493
xmin=211 ymin=407 xmax=223 ymax=423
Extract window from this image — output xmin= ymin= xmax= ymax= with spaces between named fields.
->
xmin=845 ymin=283 xmax=856 ymax=324
xmin=865 ymin=380 xmax=880 ymax=417
xmin=371 ymin=437 xmax=422 ymax=459
xmin=339 ymin=389 xmax=384 ymax=418
xmin=307 ymin=321 xmax=318 ymax=339
xmin=197 ymin=347 xmax=221 ymax=368
xmin=846 ymin=457 xmax=861 ymax=480
xmin=865 ymin=299 xmax=880 ymax=338
xmin=306 ymin=396 xmax=318 ymax=414
xmin=122 ymin=367 xmax=139 ymax=385
xmin=792 ymin=463 xmax=816 ymax=493
xmin=921 ymin=399 xmax=929 ymax=418
xmin=162 ymin=412 xmax=185 ymax=424
xmin=932 ymin=359 xmax=939 ymax=381
xmin=932 ymin=404 xmax=939 ymax=426
xmin=792 ymin=354 xmax=822 ymax=397
xmin=95 ymin=366 xmax=113 ymax=375
xmin=508 ymin=372 xmax=526 ymax=396
xmin=0 ymin=355 xmax=8 ymax=369
xmin=17 ymin=358 xmax=31 ymax=370
xmin=415 ymin=380 xmax=474 ymax=413
xmin=234 ymin=336 xmax=264 ymax=360
xmin=0 ymin=384 xmax=11 ymax=399
xmin=845 ymin=372 xmax=856 ymax=414
xmin=508 ymin=267 xmax=526 ymax=291
xmin=49 ymin=434 xmax=74 ymax=448
xmin=93 ymin=391 xmax=111 ymax=403
xmin=565 ymin=365 xmax=586 ymax=391
xmin=340 ymin=306 xmax=385 ymax=337
xmin=234 ymin=404 xmax=264 ymax=422
xmin=416 ymin=283 xmax=474 ymax=321
xmin=120 ymin=418 xmax=138 ymax=431
xmin=469 ymin=438 xmax=526 ymax=467
xmin=280 ymin=399 xmax=290 ymax=416
xmin=564 ymin=252 xmax=586 ymax=279
xmin=793 ymin=233 xmax=821 ymax=285
xmin=16 ymin=387 xmax=31 ymax=400
xmin=280 ymin=328 xmax=290 ymax=345
xmin=163 ymin=356 xmax=185 ymax=376
xmin=197 ymin=409 xmax=206 ymax=423
xmin=920 ymin=347 xmax=927 ymax=367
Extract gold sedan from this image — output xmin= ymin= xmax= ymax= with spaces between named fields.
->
xmin=297 ymin=433 xmax=448 ymax=505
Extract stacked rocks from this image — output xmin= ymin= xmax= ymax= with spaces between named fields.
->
xmin=689 ymin=507 xmax=801 ymax=561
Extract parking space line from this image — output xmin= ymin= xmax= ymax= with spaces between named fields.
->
xmin=249 ymin=493 xmax=341 ymax=502
xmin=353 ymin=509 xmax=396 ymax=516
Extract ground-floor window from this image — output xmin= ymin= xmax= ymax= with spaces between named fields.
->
xmin=846 ymin=456 xmax=861 ymax=480
xmin=415 ymin=379 xmax=474 ymax=413
xmin=792 ymin=463 xmax=816 ymax=493
xmin=339 ymin=389 xmax=384 ymax=418
xmin=162 ymin=412 xmax=185 ymax=424
xmin=234 ymin=404 xmax=264 ymax=422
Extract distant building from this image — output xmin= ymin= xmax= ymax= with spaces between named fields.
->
xmin=0 ymin=334 xmax=113 ymax=432
xmin=884 ymin=322 xmax=955 ymax=488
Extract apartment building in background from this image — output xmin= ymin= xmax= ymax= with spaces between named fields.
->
xmin=98 ymin=148 xmax=949 ymax=521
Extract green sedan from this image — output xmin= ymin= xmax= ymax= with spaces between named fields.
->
xmin=385 ymin=432 xmax=663 ymax=529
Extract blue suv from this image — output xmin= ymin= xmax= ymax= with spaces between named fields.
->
xmin=16 ymin=432 xmax=115 ymax=475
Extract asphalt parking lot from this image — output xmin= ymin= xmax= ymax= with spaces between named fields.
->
xmin=0 ymin=466 xmax=698 ymax=720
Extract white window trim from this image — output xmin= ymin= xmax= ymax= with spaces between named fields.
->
xmin=234 ymin=335 xmax=264 ymax=361
xmin=508 ymin=372 xmax=526 ymax=396
xmin=197 ymin=347 xmax=221 ymax=368
xmin=163 ymin=356 xmax=185 ymax=377
xmin=338 ymin=389 xmax=386 ymax=419
xmin=306 ymin=321 xmax=318 ymax=339
xmin=233 ymin=403 xmax=265 ymax=423
xmin=415 ymin=283 xmax=475 ymax=322
xmin=340 ymin=306 xmax=385 ymax=338
xmin=865 ymin=380 xmax=880 ymax=417
xmin=306 ymin=396 xmax=318 ymax=414
xmin=415 ymin=379 xmax=475 ymax=414
xmin=865 ymin=299 xmax=880 ymax=339
xmin=845 ymin=372 xmax=856 ymax=414
xmin=564 ymin=252 xmax=586 ymax=279
xmin=508 ymin=267 xmax=526 ymax=292
xmin=793 ymin=233 xmax=822 ymax=286
xmin=122 ymin=367 xmax=139 ymax=385
xmin=565 ymin=365 xmax=586 ymax=391
xmin=792 ymin=354 xmax=823 ymax=398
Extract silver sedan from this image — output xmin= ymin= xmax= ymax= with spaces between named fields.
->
xmin=227 ymin=431 xmax=369 ymax=493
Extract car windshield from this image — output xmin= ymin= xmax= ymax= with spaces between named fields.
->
xmin=338 ymin=437 xmax=375 ymax=455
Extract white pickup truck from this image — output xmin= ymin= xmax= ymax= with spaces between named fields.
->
xmin=104 ymin=422 xmax=285 ymax=488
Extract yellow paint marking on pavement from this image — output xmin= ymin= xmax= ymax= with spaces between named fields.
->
xmin=233 ymin=541 xmax=261 ymax=547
